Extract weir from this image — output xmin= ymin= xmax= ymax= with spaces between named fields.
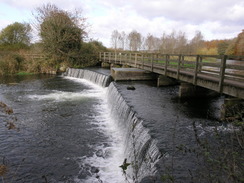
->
xmin=64 ymin=68 xmax=161 ymax=182
xmin=63 ymin=68 xmax=112 ymax=87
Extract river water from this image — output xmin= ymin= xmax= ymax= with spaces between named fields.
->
xmin=0 ymin=69 xmax=243 ymax=183
xmin=0 ymin=74 xmax=125 ymax=182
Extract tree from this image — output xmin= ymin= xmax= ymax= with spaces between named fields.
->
xmin=145 ymin=33 xmax=155 ymax=51
xmin=160 ymin=31 xmax=177 ymax=54
xmin=127 ymin=30 xmax=142 ymax=51
xmin=110 ymin=30 xmax=120 ymax=50
xmin=190 ymin=31 xmax=204 ymax=54
xmin=118 ymin=31 xmax=126 ymax=50
xmin=217 ymin=40 xmax=230 ymax=55
xmin=225 ymin=38 xmax=237 ymax=55
xmin=79 ymin=40 xmax=107 ymax=66
xmin=0 ymin=22 xmax=31 ymax=49
xmin=175 ymin=31 xmax=187 ymax=54
xmin=33 ymin=4 xmax=87 ymax=63
xmin=235 ymin=30 xmax=244 ymax=55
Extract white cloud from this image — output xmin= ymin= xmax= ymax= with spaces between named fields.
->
xmin=0 ymin=0 xmax=243 ymax=47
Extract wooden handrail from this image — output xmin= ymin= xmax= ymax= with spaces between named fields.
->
xmin=100 ymin=52 xmax=244 ymax=93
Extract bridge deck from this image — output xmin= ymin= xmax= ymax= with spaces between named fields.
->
xmin=100 ymin=52 xmax=244 ymax=99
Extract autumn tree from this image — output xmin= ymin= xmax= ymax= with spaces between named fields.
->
xmin=235 ymin=30 xmax=244 ymax=55
xmin=225 ymin=38 xmax=237 ymax=55
xmin=217 ymin=40 xmax=230 ymax=55
xmin=33 ymin=4 xmax=87 ymax=64
xmin=0 ymin=22 xmax=31 ymax=49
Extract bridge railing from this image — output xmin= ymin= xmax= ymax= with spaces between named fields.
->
xmin=100 ymin=52 xmax=244 ymax=92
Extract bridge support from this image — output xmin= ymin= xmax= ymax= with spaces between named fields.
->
xmin=179 ymin=83 xmax=218 ymax=98
xmin=221 ymin=98 xmax=243 ymax=121
xmin=157 ymin=75 xmax=178 ymax=87
xmin=111 ymin=68 xmax=157 ymax=81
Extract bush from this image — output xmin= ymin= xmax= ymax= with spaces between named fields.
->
xmin=0 ymin=53 xmax=21 ymax=75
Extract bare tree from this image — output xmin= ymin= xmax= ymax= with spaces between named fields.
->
xmin=127 ymin=30 xmax=142 ymax=51
xmin=118 ymin=31 xmax=126 ymax=50
xmin=110 ymin=30 xmax=120 ymax=50
xmin=189 ymin=31 xmax=204 ymax=54
xmin=159 ymin=31 xmax=177 ymax=54
xmin=144 ymin=33 xmax=155 ymax=51
xmin=175 ymin=31 xmax=188 ymax=54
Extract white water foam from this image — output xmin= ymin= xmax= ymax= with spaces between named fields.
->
xmin=186 ymin=123 xmax=240 ymax=137
xmin=74 ymin=102 xmax=126 ymax=183
xmin=28 ymin=77 xmax=105 ymax=102
xmin=69 ymin=78 xmax=127 ymax=183
xmin=28 ymin=77 xmax=127 ymax=182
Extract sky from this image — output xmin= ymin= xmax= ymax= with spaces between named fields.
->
xmin=0 ymin=0 xmax=243 ymax=47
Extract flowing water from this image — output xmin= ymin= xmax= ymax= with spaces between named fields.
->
xmin=0 ymin=68 xmax=242 ymax=183
xmin=0 ymin=73 xmax=125 ymax=182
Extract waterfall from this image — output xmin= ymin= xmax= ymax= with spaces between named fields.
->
xmin=64 ymin=68 xmax=112 ymax=87
xmin=107 ymin=82 xmax=161 ymax=182
xmin=64 ymin=68 xmax=161 ymax=182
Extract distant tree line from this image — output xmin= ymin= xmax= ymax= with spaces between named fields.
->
xmin=110 ymin=29 xmax=244 ymax=56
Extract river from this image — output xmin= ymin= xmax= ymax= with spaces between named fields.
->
xmin=0 ymin=69 xmax=243 ymax=183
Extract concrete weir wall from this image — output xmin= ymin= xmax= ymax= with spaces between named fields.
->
xmin=111 ymin=68 xmax=157 ymax=81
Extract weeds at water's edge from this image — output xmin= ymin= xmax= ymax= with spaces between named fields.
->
xmin=0 ymin=101 xmax=18 ymax=131
xmin=158 ymin=105 xmax=243 ymax=183
xmin=119 ymin=158 xmax=132 ymax=183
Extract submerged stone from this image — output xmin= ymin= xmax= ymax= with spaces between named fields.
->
xmin=127 ymin=86 xmax=136 ymax=90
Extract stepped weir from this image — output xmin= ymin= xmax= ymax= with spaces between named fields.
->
xmin=64 ymin=68 xmax=161 ymax=182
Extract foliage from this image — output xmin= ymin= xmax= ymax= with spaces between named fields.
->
xmin=0 ymin=22 xmax=31 ymax=50
xmin=33 ymin=3 xmax=87 ymax=65
xmin=217 ymin=40 xmax=230 ymax=55
xmin=197 ymin=47 xmax=218 ymax=55
xmin=225 ymin=38 xmax=237 ymax=55
xmin=235 ymin=30 xmax=244 ymax=55
xmin=0 ymin=52 xmax=24 ymax=75
xmin=77 ymin=40 xmax=107 ymax=67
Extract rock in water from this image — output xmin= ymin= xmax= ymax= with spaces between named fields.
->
xmin=127 ymin=86 xmax=135 ymax=90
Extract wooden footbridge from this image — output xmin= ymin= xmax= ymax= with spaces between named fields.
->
xmin=99 ymin=52 xmax=244 ymax=99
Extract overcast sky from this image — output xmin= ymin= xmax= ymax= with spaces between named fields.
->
xmin=0 ymin=0 xmax=243 ymax=47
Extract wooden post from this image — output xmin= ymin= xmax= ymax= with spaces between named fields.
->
xmin=135 ymin=53 xmax=137 ymax=67
xmin=129 ymin=53 xmax=132 ymax=65
xmin=193 ymin=55 xmax=200 ymax=85
xmin=115 ymin=52 xmax=117 ymax=64
xmin=142 ymin=54 xmax=144 ymax=69
xmin=198 ymin=56 xmax=203 ymax=72
xmin=165 ymin=55 xmax=169 ymax=75
xmin=109 ymin=52 xmax=111 ymax=63
xmin=155 ymin=54 xmax=158 ymax=63
xmin=151 ymin=54 xmax=154 ymax=72
xmin=120 ymin=53 xmax=122 ymax=65
xmin=177 ymin=55 xmax=181 ymax=80
xmin=218 ymin=55 xmax=227 ymax=93
xmin=181 ymin=55 xmax=185 ymax=68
